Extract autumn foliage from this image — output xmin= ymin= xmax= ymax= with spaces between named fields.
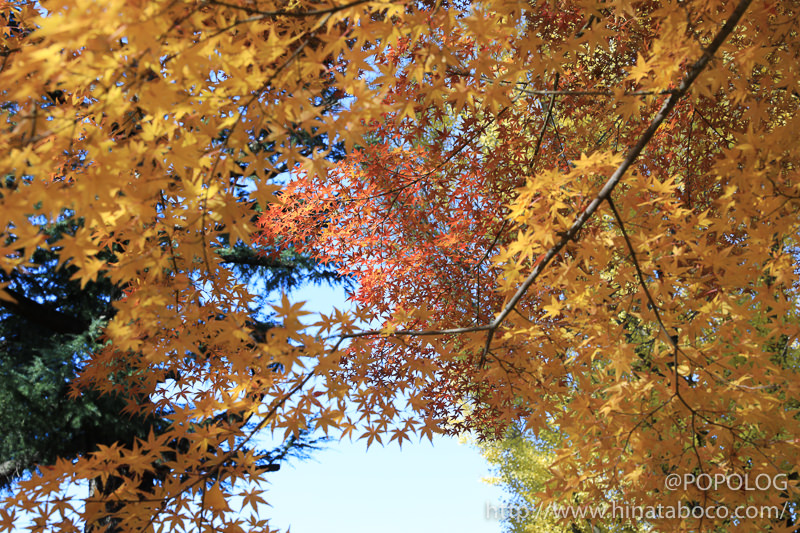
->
xmin=1 ymin=0 xmax=799 ymax=531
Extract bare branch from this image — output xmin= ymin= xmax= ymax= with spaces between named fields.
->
xmin=530 ymin=72 xmax=560 ymax=173
xmin=207 ymin=0 xmax=374 ymax=18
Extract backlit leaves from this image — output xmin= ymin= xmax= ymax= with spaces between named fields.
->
xmin=2 ymin=0 xmax=800 ymax=531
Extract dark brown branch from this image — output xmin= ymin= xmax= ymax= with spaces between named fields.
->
xmin=530 ymin=72 xmax=560 ymax=174
xmin=605 ymin=197 xmax=674 ymax=348
xmin=0 ymin=287 xmax=89 ymax=335
xmin=520 ymin=88 xmax=679 ymax=97
xmin=207 ymin=0 xmax=373 ymax=18
xmin=445 ymin=68 xmax=680 ymax=98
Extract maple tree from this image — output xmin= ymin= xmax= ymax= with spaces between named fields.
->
xmin=1 ymin=0 xmax=798 ymax=531
xmin=0 ymin=3 xmax=346 ymax=504
xmin=264 ymin=0 xmax=800 ymax=531
xmin=1 ymin=0 xmax=381 ymax=529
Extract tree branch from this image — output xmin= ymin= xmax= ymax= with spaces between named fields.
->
xmin=206 ymin=0 xmax=373 ymax=19
xmin=0 ymin=287 xmax=89 ymax=335
xmin=530 ymin=72 xmax=560 ymax=174
xmin=480 ymin=0 xmax=753 ymax=352
xmin=0 ymin=455 xmax=37 ymax=490
xmin=332 ymin=0 xmax=754 ymax=365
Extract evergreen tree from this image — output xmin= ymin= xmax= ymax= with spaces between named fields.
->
xmin=0 ymin=215 xmax=341 ymax=490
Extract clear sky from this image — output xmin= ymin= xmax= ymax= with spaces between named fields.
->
xmin=263 ymin=283 xmax=507 ymax=533
xmin=265 ymin=435 xmax=505 ymax=533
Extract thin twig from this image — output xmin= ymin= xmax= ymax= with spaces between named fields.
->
xmin=605 ymin=197 xmax=674 ymax=347
xmin=207 ymin=0 xmax=375 ymax=18
xmin=530 ymin=72 xmax=560 ymax=174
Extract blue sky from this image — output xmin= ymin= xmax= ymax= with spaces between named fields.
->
xmin=265 ymin=435 xmax=505 ymax=533
xmin=264 ymin=283 xmax=507 ymax=533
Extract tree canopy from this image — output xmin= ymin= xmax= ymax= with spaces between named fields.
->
xmin=1 ymin=0 xmax=799 ymax=531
